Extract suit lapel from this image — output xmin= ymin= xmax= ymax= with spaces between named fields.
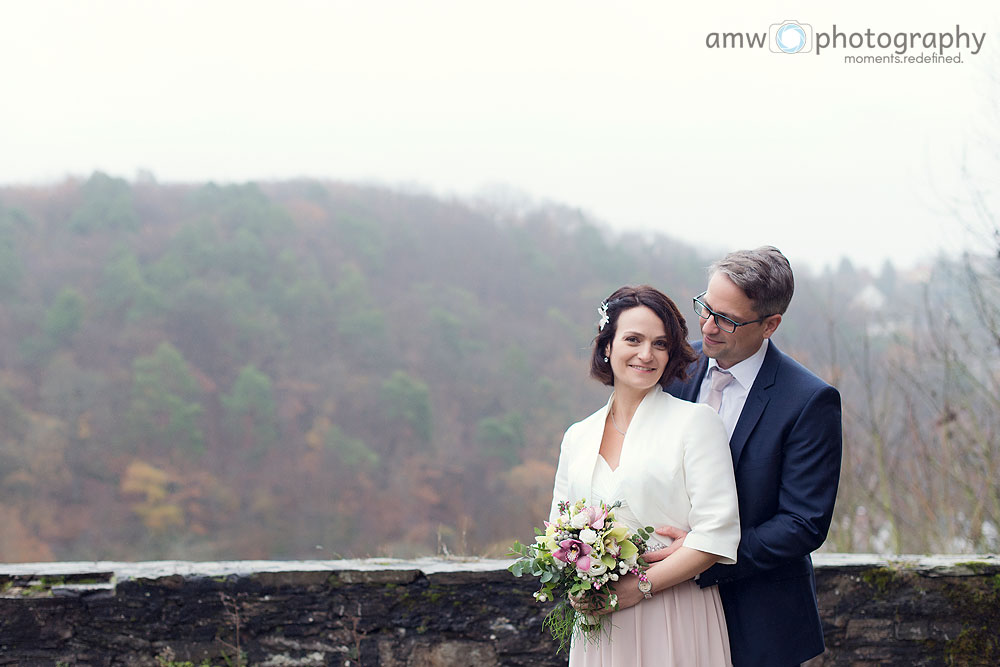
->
xmin=682 ymin=355 xmax=709 ymax=402
xmin=729 ymin=342 xmax=780 ymax=467
xmin=678 ymin=343 xmax=709 ymax=403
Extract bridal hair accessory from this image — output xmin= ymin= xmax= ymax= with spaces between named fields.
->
xmin=597 ymin=301 xmax=610 ymax=331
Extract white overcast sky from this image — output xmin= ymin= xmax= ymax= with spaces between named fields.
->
xmin=2 ymin=1 xmax=998 ymax=273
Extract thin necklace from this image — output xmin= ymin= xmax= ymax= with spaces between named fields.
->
xmin=610 ymin=405 xmax=627 ymax=436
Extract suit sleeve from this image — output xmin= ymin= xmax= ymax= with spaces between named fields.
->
xmin=699 ymin=384 xmax=842 ymax=586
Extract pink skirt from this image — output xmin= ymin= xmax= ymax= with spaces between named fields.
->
xmin=569 ymin=579 xmax=732 ymax=666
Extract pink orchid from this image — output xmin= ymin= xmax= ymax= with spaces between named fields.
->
xmin=583 ymin=505 xmax=609 ymax=530
xmin=553 ymin=538 xmax=592 ymax=572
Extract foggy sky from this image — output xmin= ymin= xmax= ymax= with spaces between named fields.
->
xmin=2 ymin=0 xmax=997 ymax=272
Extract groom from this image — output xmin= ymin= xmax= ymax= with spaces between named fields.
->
xmin=648 ymin=246 xmax=842 ymax=666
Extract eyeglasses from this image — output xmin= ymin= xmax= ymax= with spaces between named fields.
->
xmin=692 ymin=292 xmax=771 ymax=334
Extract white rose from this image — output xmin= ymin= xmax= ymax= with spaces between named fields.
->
xmin=570 ymin=512 xmax=590 ymax=529
xmin=579 ymin=528 xmax=598 ymax=544
xmin=588 ymin=560 xmax=608 ymax=577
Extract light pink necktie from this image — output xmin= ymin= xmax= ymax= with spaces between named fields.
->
xmin=705 ymin=368 xmax=734 ymax=413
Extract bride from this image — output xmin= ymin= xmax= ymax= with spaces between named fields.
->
xmin=549 ymin=285 xmax=740 ymax=666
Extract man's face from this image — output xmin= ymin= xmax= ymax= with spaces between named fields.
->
xmin=699 ymin=272 xmax=781 ymax=369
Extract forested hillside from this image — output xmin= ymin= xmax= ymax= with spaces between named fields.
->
xmin=0 ymin=173 xmax=996 ymax=561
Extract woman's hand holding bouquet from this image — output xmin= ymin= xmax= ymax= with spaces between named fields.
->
xmin=509 ymin=499 xmax=652 ymax=652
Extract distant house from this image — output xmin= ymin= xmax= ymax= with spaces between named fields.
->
xmin=850 ymin=284 xmax=887 ymax=312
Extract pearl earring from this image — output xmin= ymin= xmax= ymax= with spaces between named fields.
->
xmin=604 ymin=356 xmax=609 ymax=363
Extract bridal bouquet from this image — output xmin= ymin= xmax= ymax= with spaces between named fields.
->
xmin=508 ymin=499 xmax=653 ymax=651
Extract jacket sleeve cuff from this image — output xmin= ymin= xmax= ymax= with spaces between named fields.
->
xmin=696 ymin=562 xmax=737 ymax=588
xmin=684 ymin=532 xmax=738 ymax=566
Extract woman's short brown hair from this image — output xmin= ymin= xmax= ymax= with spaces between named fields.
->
xmin=589 ymin=285 xmax=697 ymax=390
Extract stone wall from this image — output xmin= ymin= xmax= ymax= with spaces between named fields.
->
xmin=1 ymin=555 xmax=997 ymax=666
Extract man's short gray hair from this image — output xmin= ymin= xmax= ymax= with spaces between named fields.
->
xmin=710 ymin=246 xmax=794 ymax=316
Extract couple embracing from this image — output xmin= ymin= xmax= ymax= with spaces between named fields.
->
xmin=550 ymin=246 xmax=843 ymax=666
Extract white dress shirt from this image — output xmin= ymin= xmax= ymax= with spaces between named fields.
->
xmin=696 ymin=339 xmax=769 ymax=440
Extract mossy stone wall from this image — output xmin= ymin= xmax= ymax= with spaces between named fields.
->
xmin=0 ymin=555 xmax=997 ymax=666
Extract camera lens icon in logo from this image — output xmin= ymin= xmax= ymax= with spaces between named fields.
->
xmin=768 ymin=20 xmax=813 ymax=54
xmin=777 ymin=24 xmax=806 ymax=52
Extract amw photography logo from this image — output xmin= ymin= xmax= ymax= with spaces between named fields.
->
xmin=705 ymin=21 xmax=987 ymax=64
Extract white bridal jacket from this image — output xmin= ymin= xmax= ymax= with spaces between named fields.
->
xmin=549 ymin=387 xmax=740 ymax=564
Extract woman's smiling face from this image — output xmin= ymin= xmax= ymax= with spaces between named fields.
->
xmin=605 ymin=305 xmax=669 ymax=395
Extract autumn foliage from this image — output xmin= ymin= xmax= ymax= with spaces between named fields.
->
xmin=0 ymin=173 xmax=996 ymax=561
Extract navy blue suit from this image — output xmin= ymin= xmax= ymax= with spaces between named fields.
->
xmin=665 ymin=341 xmax=842 ymax=666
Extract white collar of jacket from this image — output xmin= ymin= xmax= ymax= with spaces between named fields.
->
xmin=565 ymin=386 xmax=663 ymax=486
xmin=555 ymin=386 xmax=740 ymax=564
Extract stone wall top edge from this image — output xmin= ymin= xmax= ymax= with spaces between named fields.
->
xmin=0 ymin=557 xmax=517 ymax=580
xmin=811 ymin=553 xmax=999 ymax=568
xmin=1 ymin=554 xmax=996 ymax=580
